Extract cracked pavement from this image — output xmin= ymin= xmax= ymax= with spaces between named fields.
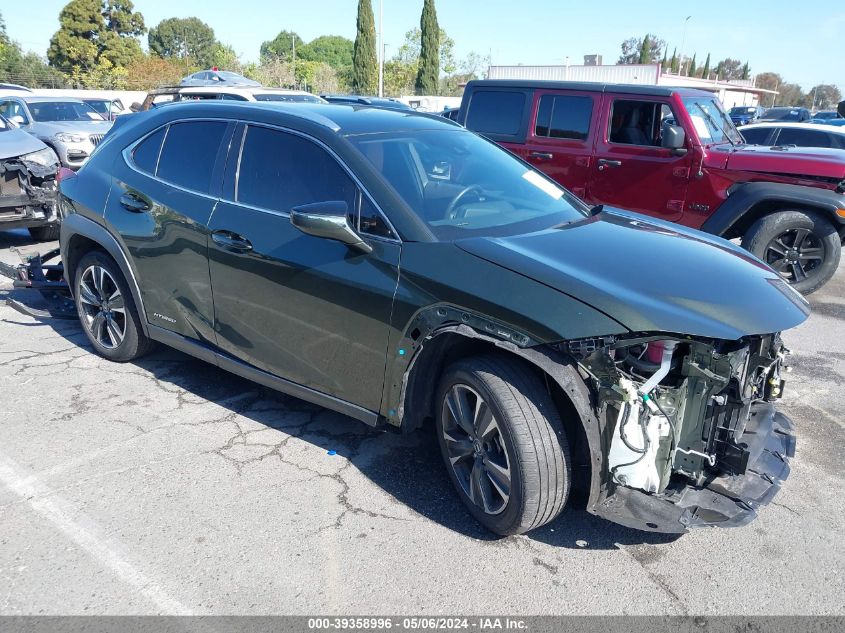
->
xmin=0 ymin=229 xmax=843 ymax=615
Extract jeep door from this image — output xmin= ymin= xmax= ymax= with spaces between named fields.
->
xmin=207 ymin=123 xmax=400 ymax=413
xmin=522 ymin=90 xmax=598 ymax=200
xmin=587 ymin=95 xmax=692 ymax=221
xmin=106 ymin=119 xmax=236 ymax=344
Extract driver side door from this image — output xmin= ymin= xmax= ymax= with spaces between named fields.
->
xmin=207 ymin=123 xmax=400 ymax=415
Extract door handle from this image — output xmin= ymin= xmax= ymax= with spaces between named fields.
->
xmin=597 ymin=159 xmax=622 ymax=171
xmin=119 ymin=192 xmax=150 ymax=212
xmin=529 ymin=151 xmax=554 ymax=160
xmin=212 ymin=230 xmax=253 ymax=252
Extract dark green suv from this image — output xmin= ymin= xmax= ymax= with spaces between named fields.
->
xmin=59 ymin=101 xmax=809 ymax=535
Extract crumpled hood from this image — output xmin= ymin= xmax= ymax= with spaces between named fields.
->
xmin=455 ymin=211 xmax=810 ymax=340
xmin=31 ymin=120 xmax=113 ymax=138
xmin=0 ymin=128 xmax=49 ymax=160
xmin=708 ymin=143 xmax=845 ymax=180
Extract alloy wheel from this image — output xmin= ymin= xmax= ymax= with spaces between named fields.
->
xmin=441 ymin=384 xmax=512 ymax=515
xmin=78 ymin=265 xmax=127 ymax=349
xmin=764 ymin=228 xmax=824 ymax=283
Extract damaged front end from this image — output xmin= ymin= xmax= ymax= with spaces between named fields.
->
xmin=0 ymin=150 xmax=60 ymax=231
xmin=568 ymin=333 xmax=795 ymax=533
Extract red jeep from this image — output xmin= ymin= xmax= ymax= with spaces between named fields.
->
xmin=459 ymin=80 xmax=845 ymax=294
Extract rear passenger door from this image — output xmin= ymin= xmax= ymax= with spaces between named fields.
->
xmin=523 ymin=90 xmax=598 ymax=199
xmin=207 ymin=123 xmax=400 ymax=413
xmin=588 ymin=95 xmax=691 ymax=221
xmin=106 ymin=119 xmax=236 ymax=345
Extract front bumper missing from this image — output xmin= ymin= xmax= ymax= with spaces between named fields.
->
xmin=592 ymin=402 xmax=795 ymax=533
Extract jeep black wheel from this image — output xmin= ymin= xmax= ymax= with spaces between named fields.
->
xmin=742 ymin=210 xmax=841 ymax=295
xmin=74 ymin=251 xmax=153 ymax=362
xmin=435 ymin=354 xmax=571 ymax=536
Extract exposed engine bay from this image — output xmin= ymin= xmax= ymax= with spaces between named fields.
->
xmin=567 ymin=332 xmax=795 ymax=531
xmin=0 ymin=154 xmax=59 ymax=229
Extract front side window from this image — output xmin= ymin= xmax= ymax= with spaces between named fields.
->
xmin=609 ymin=99 xmax=676 ymax=147
xmin=236 ymin=125 xmax=356 ymax=214
xmin=465 ymin=90 xmax=525 ymax=137
xmin=350 ymin=129 xmax=587 ymax=241
xmin=535 ymin=94 xmax=592 ymax=140
xmin=157 ymin=121 xmax=227 ymax=193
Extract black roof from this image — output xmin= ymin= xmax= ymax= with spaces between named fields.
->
xmin=465 ymin=79 xmax=714 ymax=98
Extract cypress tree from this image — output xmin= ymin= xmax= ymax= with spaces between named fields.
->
xmin=741 ymin=61 xmax=750 ymax=80
xmin=637 ymin=33 xmax=651 ymax=64
xmin=415 ymin=0 xmax=440 ymax=95
xmin=352 ymin=0 xmax=377 ymax=94
xmin=688 ymin=53 xmax=697 ymax=77
xmin=701 ymin=53 xmax=710 ymax=79
xmin=669 ymin=47 xmax=678 ymax=73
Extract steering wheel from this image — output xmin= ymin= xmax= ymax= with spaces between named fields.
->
xmin=445 ymin=185 xmax=484 ymax=219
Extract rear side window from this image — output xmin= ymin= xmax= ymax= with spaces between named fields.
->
xmin=236 ymin=125 xmax=356 ymax=213
xmin=157 ymin=121 xmax=227 ymax=193
xmin=535 ymin=94 xmax=592 ymax=140
xmin=775 ymin=128 xmax=835 ymax=149
xmin=131 ymin=127 xmax=166 ymax=174
xmin=465 ymin=90 xmax=525 ymax=136
xmin=740 ymin=127 xmax=772 ymax=145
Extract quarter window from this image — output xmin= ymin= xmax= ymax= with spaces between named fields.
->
xmin=465 ymin=90 xmax=525 ymax=136
xmin=131 ymin=127 xmax=166 ymax=174
xmin=534 ymin=95 xmax=592 ymax=140
xmin=157 ymin=121 xmax=227 ymax=193
xmin=236 ymin=125 xmax=357 ymax=213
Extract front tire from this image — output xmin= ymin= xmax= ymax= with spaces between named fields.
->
xmin=74 ymin=251 xmax=153 ymax=362
xmin=435 ymin=354 xmax=571 ymax=536
xmin=742 ymin=210 xmax=841 ymax=295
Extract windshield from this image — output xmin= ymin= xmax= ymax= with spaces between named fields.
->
xmin=729 ymin=107 xmax=756 ymax=115
xmin=814 ymin=111 xmax=837 ymax=120
xmin=254 ymin=93 xmax=323 ymax=103
xmin=28 ymin=101 xmax=105 ymax=122
xmin=683 ymin=97 xmax=743 ymax=144
xmin=764 ymin=108 xmax=802 ymax=121
xmin=349 ymin=129 xmax=588 ymax=241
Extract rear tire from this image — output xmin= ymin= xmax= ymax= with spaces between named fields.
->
xmin=74 ymin=251 xmax=153 ymax=362
xmin=435 ymin=354 xmax=571 ymax=536
xmin=28 ymin=224 xmax=60 ymax=241
xmin=742 ymin=209 xmax=841 ymax=295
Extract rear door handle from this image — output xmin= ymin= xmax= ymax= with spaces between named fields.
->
xmin=597 ymin=159 xmax=622 ymax=170
xmin=212 ymin=230 xmax=253 ymax=252
xmin=119 ymin=192 xmax=150 ymax=212
xmin=529 ymin=151 xmax=554 ymax=160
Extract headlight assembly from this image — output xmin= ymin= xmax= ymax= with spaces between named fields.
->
xmin=21 ymin=147 xmax=59 ymax=167
xmin=54 ymin=132 xmax=85 ymax=143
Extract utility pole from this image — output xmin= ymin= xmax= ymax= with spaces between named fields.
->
xmin=378 ymin=0 xmax=384 ymax=97
xmin=679 ymin=15 xmax=691 ymax=76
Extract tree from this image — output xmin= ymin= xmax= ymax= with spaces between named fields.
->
xmin=741 ymin=61 xmax=750 ymax=80
xmin=687 ymin=53 xmax=696 ymax=77
xmin=47 ymin=0 xmax=145 ymax=78
xmin=260 ymin=30 xmax=303 ymax=61
xmin=715 ymin=58 xmax=743 ymax=81
xmin=352 ymin=0 xmax=377 ymax=94
xmin=804 ymin=84 xmax=841 ymax=110
xmin=701 ymin=53 xmax=710 ymax=79
xmin=415 ymin=0 xmax=439 ymax=95
xmin=618 ymin=34 xmax=664 ymax=65
xmin=124 ymin=54 xmax=184 ymax=89
xmin=660 ymin=48 xmax=667 ymax=68
xmin=669 ymin=47 xmax=678 ymax=73
xmin=775 ymin=83 xmax=804 ymax=106
xmin=148 ymin=17 xmax=216 ymax=68
xmin=299 ymin=35 xmax=353 ymax=70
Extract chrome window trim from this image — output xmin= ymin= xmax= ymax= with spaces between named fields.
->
xmin=230 ymin=121 xmax=400 ymax=242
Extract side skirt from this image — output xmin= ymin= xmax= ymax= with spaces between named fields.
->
xmin=148 ymin=324 xmax=382 ymax=428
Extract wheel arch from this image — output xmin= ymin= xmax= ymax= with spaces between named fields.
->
xmin=60 ymin=213 xmax=150 ymax=337
xmin=702 ymin=182 xmax=845 ymax=241
xmin=398 ymin=325 xmax=603 ymax=506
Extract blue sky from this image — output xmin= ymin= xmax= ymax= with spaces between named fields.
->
xmin=4 ymin=0 xmax=843 ymax=92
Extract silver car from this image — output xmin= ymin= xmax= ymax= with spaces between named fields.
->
xmin=0 ymin=96 xmax=112 ymax=169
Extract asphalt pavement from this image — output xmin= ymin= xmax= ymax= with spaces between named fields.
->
xmin=0 ymin=228 xmax=842 ymax=615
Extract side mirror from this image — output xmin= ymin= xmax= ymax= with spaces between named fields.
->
xmin=662 ymin=124 xmax=687 ymax=155
xmin=290 ymin=200 xmax=373 ymax=254
xmin=10 ymin=115 xmax=26 ymax=126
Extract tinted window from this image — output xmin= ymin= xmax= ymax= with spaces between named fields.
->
xmin=776 ymin=128 xmax=834 ymax=148
xmin=611 ymin=100 xmax=683 ymax=146
xmin=132 ymin=127 xmax=166 ymax=173
xmin=534 ymin=94 xmax=592 ymax=140
xmin=236 ymin=125 xmax=356 ymax=213
xmin=740 ymin=127 xmax=772 ymax=145
xmin=157 ymin=121 xmax=227 ymax=193
xmin=465 ymin=91 xmax=525 ymax=136
xmin=358 ymin=196 xmax=393 ymax=238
